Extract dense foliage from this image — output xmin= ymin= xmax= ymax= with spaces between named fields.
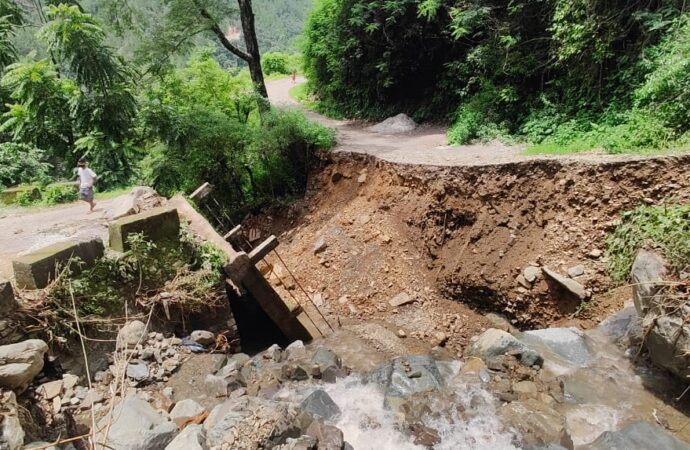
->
xmin=303 ymin=0 xmax=690 ymax=152
xmin=607 ymin=205 xmax=690 ymax=282
xmin=0 ymin=1 xmax=332 ymax=217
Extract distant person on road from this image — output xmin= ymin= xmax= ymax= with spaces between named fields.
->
xmin=76 ymin=158 xmax=97 ymax=212
xmin=291 ymin=70 xmax=297 ymax=84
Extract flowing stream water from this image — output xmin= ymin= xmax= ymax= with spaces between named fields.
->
xmin=282 ymin=305 xmax=690 ymax=449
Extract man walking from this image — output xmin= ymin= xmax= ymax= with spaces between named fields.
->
xmin=76 ymin=158 xmax=97 ymax=212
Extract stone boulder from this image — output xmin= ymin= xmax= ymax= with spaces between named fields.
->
xmin=0 ymin=391 xmax=24 ymax=450
xmin=366 ymin=355 xmax=446 ymax=410
xmin=300 ymin=390 xmax=340 ymax=421
xmin=499 ymin=399 xmax=573 ymax=449
xmin=0 ymin=339 xmax=48 ymax=389
xmin=581 ymin=421 xmax=690 ymax=450
xmin=522 ymin=328 xmax=593 ymax=366
xmin=96 ymin=395 xmax=177 ymax=450
xmin=12 ymin=239 xmax=104 ymax=289
xmin=190 ymin=330 xmax=215 ymax=346
xmin=170 ymin=399 xmax=206 ymax=423
xmin=204 ymin=396 xmax=299 ymax=448
xmin=631 ymin=249 xmax=668 ymax=315
xmin=165 ymin=425 xmax=207 ymax=450
xmin=369 ymin=114 xmax=417 ymax=134
xmin=467 ymin=329 xmax=543 ymax=367
xmin=629 ymin=249 xmax=690 ymax=379
xmin=117 ymin=321 xmax=148 ymax=350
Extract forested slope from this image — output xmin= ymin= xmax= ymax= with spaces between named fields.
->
xmin=303 ymin=0 xmax=690 ymax=153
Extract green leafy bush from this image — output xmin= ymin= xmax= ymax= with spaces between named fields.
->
xmin=140 ymin=52 xmax=334 ymax=219
xmin=0 ymin=143 xmax=51 ymax=188
xmin=606 ymin=205 xmax=690 ymax=282
xmin=43 ymin=184 xmax=78 ymax=205
xmin=262 ymin=52 xmax=291 ymax=75
xmin=15 ymin=188 xmax=40 ymax=206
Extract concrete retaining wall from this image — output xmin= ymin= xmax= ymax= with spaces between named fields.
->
xmin=108 ymin=206 xmax=180 ymax=252
xmin=12 ymin=239 xmax=104 ymax=289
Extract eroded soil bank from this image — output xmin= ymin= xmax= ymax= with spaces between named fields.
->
xmin=251 ymin=152 xmax=690 ymax=354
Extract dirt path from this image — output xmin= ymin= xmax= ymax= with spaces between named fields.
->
xmin=0 ymin=200 xmax=117 ymax=280
xmin=267 ymin=77 xmax=688 ymax=166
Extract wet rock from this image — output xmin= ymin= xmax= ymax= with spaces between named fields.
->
xmin=301 ymin=390 xmax=341 ymax=421
xmin=0 ymin=339 xmax=48 ymax=389
xmin=409 ymin=423 xmax=441 ymax=447
xmin=312 ymin=348 xmax=342 ymax=372
xmin=165 ymin=424 xmax=207 ymax=450
xmin=542 ymin=267 xmax=587 ymax=300
xmin=126 ymin=360 xmax=149 ymax=382
xmin=282 ymin=363 xmax=309 ymax=381
xmin=631 ymin=249 xmax=667 ymax=315
xmin=314 ymin=237 xmax=328 ymax=255
xmin=286 ymin=340 xmax=307 ymax=361
xmin=389 ymin=292 xmax=413 ymax=307
xmin=305 ymin=420 xmax=344 ymax=450
xmin=276 ymin=435 xmax=317 ymax=450
xmin=190 ymin=330 xmax=215 ymax=346
xmin=0 ymin=281 xmax=16 ymax=314
xmin=567 ymin=265 xmax=585 ymax=278
xmin=367 ymin=355 xmax=446 ymax=409
xmin=581 ymin=421 xmax=690 ymax=450
xmin=0 ymin=391 xmax=24 ymax=450
xmin=117 ymin=320 xmax=147 ymax=349
xmin=467 ymin=329 xmax=543 ymax=367
xmin=513 ymin=380 xmax=538 ymax=399
xmin=96 ymin=395 xmax=176 ymax=450
xmin=596 ymin=306 xmax=641 ymax=346
xmin=170 ymin=399 xmax=206 ymax=422
xmin=499 ymin=399 xmax=572 ymax=449
xmin=522 ymin=328 xmax=593 ymax=366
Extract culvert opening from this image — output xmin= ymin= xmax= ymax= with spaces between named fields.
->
xmin=225 ymin=284 xmax=290 ymax=354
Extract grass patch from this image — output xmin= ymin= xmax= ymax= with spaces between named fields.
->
xmin=524 ymin=139 xmax=600 ymax=155
xmin=606 ymin=205 xmax=690 ymax=282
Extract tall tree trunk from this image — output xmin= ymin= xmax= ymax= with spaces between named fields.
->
xmin=237 ymin=0 xmax=268 ymax=103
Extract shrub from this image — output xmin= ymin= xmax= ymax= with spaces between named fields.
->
xmin=43 ymin=184 xmax=78 ymax=205
xmin=606 ymin=205 xmax=690 ymax=282
xmin=0 ymin=143 xmax=51 ymax=188
xmin=262 ymin=52 xmax=291 ymax=75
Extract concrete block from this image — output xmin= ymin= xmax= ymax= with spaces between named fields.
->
xmin=0 ymin=281 xmax=16 ymax=313
xmin=12 ymin=239 xmax=104 ymax=289
xmin=0 ymin=186 xmax=41 ymax=205
xmin=109 ymin=206 xmax=180 ymax=252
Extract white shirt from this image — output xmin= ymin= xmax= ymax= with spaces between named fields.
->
xmin=78 ymin=167 xmax=97 ymax=188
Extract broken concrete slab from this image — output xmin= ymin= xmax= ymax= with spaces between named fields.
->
xmin=105 ymin=187 xmax=165 ymax=221
xmin=542 ymin=267 xmax=587 ymax=300
xmin=109 ymin=206 xmax=180 ymax=252
xmin=12 ymin=238 xmax=104 ymax=289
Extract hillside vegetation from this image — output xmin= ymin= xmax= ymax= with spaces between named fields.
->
xmin=303 ymin=0 xmax=690 ymax=153
xmin=0 ymin=0 xmax=332 ymax=217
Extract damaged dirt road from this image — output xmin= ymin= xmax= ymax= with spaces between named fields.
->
xmin=254 ymin=79 xmax=690 ymax=357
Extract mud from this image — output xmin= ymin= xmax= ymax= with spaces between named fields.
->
xmin=250 ymin=151 xmax=690 ymax=353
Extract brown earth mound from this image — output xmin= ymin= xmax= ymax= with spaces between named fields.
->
xmin=246 ymin=152 xmax=690 ymax=354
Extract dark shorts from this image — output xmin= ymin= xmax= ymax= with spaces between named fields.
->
xmin=79 ymin=186 xmax=94 ymax=201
